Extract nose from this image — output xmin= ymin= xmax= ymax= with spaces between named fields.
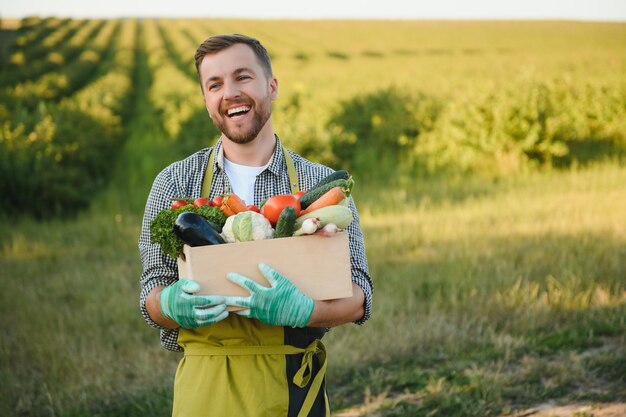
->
xmin=223 ymin=80 xmax=240 ymax=101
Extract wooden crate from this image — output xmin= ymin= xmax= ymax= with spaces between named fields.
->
xmin=177 ymin=232 xmax=353 ymax=300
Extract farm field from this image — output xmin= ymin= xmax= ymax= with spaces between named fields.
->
xmin=0 ymin=17 xmax=625 ymax=417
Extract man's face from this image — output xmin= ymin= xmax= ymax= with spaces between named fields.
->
xmin=199 ymin=43 xmax=277 ymax=144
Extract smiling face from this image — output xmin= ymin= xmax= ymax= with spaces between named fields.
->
xmin=199 ymin=43 xmax=278 ymax=145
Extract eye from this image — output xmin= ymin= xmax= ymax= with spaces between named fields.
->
xmin=208 ymin=82 xmax=221 ymax=91
xmin=237 ymin=75 xmax=252 ymax=81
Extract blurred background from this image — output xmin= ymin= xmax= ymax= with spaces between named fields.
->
xmin=0 ymin=1 xmax=625 ymax=416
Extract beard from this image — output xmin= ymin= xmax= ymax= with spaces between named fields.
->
xmin=212 ymin=95 xmax=272 ymax=145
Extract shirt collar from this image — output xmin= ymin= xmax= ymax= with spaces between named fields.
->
xmin=266 ymin=135 xmax=287 ymax=176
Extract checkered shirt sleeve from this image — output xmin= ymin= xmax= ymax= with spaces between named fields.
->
xmin=138 ymin=138 xmax=373 ymax=352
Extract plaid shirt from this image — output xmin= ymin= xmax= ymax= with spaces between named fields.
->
xmin=138 ymin=137 xmax=373 ymax=352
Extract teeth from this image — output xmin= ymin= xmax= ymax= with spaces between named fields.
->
xmin=227 ymin=106 xmax=250 ymax=116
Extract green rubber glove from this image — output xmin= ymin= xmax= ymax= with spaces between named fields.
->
xmin=224 ymin=263 xmax=314 ymax=327
xmin=159 ymin=278 xmax=228 ymax=329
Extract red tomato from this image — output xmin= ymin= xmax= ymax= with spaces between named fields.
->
xmin=193 ymin=197 xmax=211 ymax=208
xmin=171 ymin=199 xmax=188 ymax=209
xmin=293 ymin=191 xmax=306 ymax=200
xmin=210 ymin=195 xmax=224 ymax=207
xmin=261 ymin=194 xmax=301 ymax=225
xmin=246 ymin=204 xmax=261 ymax=213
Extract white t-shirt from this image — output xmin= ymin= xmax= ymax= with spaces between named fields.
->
xmin=223 ymin=157 xmax=268 ymax=205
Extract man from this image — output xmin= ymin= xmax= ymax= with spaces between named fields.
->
xmin=139 ymin=34 xmax=373 ymax=417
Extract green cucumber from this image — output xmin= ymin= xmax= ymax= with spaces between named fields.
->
xmin=314 ymin=170 xmax=350 ymax=189
xmin=299 ymin=176 xmax=354 ymax=209
xmin=299 ymin=170 xmax=349 ymax=209
xmin=274 ymin=206 xmax=297 ymax=238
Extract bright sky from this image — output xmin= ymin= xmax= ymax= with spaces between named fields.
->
xmin=1 ymin=0 xmax=625 ymax=21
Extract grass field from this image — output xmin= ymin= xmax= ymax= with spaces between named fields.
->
xmin=2 ymin=162 xmax=624 ymax=416
xmin=0 ymin=18 xmax=625 ymax=417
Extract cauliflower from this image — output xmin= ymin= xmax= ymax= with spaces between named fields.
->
xmin=221 ymin=211 xmax=274 ymax=243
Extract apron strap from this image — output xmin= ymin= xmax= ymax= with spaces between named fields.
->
xmin=201 ymin=147 xmax=216 ymax=198
xmin=292 ymin=340 xmax=329 ymax=417
xmin=184 ymin=339 xmax=329 ymax=417
xmin=201 ymin=144 xmax=300 ymax=197
xmin=283 ymin=147 xmax=300 ymax=194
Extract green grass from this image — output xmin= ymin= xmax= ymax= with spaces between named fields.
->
xmin=322 ymin=163 xmax=626 ymax=416
xmin=1 ymin=163 xmax=624 ymax=416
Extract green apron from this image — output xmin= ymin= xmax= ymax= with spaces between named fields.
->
xmin=173 ymin=147 xmax=329 ymax=417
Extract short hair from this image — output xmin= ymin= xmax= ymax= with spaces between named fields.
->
xmin=194 ymin=34 xmax=273 ymax=81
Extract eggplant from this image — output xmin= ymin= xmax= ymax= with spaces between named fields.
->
xmin=174 ymin=212 xmax=225 ymax=246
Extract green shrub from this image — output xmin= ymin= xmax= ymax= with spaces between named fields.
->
xmin=327 ymin=86 xmax=442 ymax=179
xmin=0 ymin=103 xmax=123 ymax=218
xmin=416 ymin=77 xmax=626 ymax=175
xmin=325 ymin=79 xmax=626 ymax=179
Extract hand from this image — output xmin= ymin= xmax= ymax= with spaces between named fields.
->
xmin=224 ymin=263 xmax=314 ymax=327
xmin=159 ymin=279 xmax=228 ymax=329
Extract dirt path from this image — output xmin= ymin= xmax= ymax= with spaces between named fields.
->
xmin=334 ymin=402 xmax=626 ymax=417
xmin=504 ymin=402 xmax=626 ymax=417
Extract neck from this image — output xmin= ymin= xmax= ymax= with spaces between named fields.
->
xmin=221 ymin=120 xmax=276 ymax=166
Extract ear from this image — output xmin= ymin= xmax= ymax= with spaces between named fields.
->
xmin=269 ymin=76 xmax=278 ymax=101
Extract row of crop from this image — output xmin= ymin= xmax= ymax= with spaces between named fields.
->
xmin=0 ymin=20 xmax=137 ymax=218
xmin=156 ymin=19 xmax=197 ymax=79
xmin=11 ymin=17 xmax=66 ymax=50
xmin=1 ymin=17 xmax=213 ymax=218
xmin=63 ymin=19 xmax=136 ymax=129
xmin=10 ymin=18 xmax=80 ymax=63
xmin=143 ymin=19 xmax=217 ymax=145
xmin=322 ymin=76 xmax=626 ymax=180
xmin=1 ymin=19 xmax=102 ymax=87
xmin=6 ymin=20 xmax=120 ymax=108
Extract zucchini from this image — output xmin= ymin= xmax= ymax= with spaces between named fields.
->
xmin=274 ymin=206 xmax=297 ymax=238
xmin=174 ymin=212 xmax=225 ymax=246
xmin=299 ymin=176 xmax=354 ymax=209
xmin=295 ymin=205 xmax=353 ymax=230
